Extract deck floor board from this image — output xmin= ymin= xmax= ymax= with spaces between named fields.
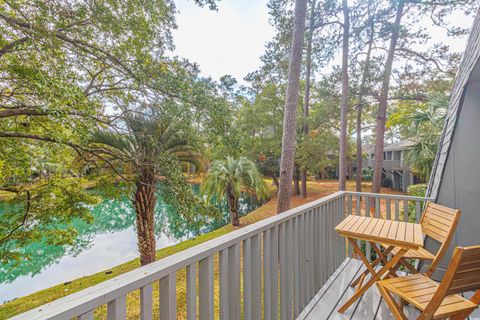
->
xmin=299 ymin=258 xmax=479 ymax=320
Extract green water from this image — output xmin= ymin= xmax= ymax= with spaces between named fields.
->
xmin=0 ymin=184 xmax=261 ymax=303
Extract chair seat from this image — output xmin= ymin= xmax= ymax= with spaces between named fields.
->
xmin=380 ymin=243 xmax=435 ymax=260
xmin=379 ymin=274 xmax=477 ymax=319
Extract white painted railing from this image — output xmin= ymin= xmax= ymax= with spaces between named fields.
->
xmin=12 ymin=191 xmax=432 ymax=320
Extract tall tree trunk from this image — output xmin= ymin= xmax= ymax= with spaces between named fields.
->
xmin=356 ymin=0 xmax=374 ymax=192
xmin=227 ymin=186 xmax=239 ymax=226
xmin=301 ymin=0 xmax=316 ymax=199
xmin=371 ymin=0 xmax=405 ymax=194
xmin=355 ymin=104 xmax=363 ymax=191
xmin=293 ymin=164 xmax=301 ymax=196
xmin=339 ymin=0 xmax=350 ymax=191
xmin=277 ymin=0 xmax=308 ymax=214
xmin=133 ymin=170 xmax=157 ymax=266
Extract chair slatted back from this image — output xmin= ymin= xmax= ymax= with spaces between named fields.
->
xmin=419 ymin=202 xmax=461 ymax=276
xmin=445 ymin=245 xmax=480 ymax=296
xmin=420 ymin=202 xmax=460 ymax=243
xmin=420 ymin=246 xmax=480 ymax=320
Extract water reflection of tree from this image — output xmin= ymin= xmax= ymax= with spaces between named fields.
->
xmin=0 ymin=187 xmax=261 ymax=283
xmin=159 ymin=186 xmax=262 ymax=239
xmin=0 ymin=197 xmax=136 ymax=283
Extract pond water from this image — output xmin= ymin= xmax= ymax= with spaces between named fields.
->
xmin=0 ymin=184 xmax=261 ymax=304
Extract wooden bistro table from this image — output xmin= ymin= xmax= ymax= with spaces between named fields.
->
xmin=335 ymin=215 xmax=423 ymax=313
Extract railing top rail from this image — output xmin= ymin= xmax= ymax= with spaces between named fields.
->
xmin=344 ymin=191 xmax=434 ymax=202
xmin=13 ymin=191 xmax=345 ymax=320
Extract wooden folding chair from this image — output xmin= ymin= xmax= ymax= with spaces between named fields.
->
xmin=377 ymin=245 xmax=480 ymax=320
xmin=393 ymin=202 xmax=461 ymax=276
xmin=351 ymin=202 xmax=461 ymax=288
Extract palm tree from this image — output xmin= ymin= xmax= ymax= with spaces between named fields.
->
xmin=202 ymin=157 xmax=268 ymax=226
xmin=405 ymin=93 xmax=447 ymax=181
xmin=89 ymin=112 xmax=204 ymax=265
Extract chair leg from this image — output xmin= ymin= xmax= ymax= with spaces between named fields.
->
xmin=376 ymin=283 xmax=408 ymax=320
xmin=450 ymin=309 xmax=475 ymax=320
xmin=399 ymin=258 xmax=418 ymax=274
xmin=451 ymin=290 xmax=480 ymax=320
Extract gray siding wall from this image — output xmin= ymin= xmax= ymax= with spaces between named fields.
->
xmin=427 ymin=8 xmax=480 ymax=199
xmin=427 ymin=79 xmax=480 ymax=279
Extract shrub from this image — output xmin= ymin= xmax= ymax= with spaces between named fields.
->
xmin=407 ymin=183 xmax=428 ymax=222
xmin=362 ymin=167 xmax=373 ymax=181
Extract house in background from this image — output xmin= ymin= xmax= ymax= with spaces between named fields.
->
xmin=425 ymin=9 xmax=480 ymax=279
xmin=363 ymin=140 xmax=420 ymax=192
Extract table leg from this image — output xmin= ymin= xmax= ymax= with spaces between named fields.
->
xmin=338 ymin=247 xmax=407 ymax=313
xmin=350 ymin=243 xmax=394 ymax=288
xmin=371 ymin=243 xmax=399 ymax=278
xmin=348 ymin=238 xmax=379 ymax=277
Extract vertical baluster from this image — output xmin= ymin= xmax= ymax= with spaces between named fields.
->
xmin=375 ymin=197 xmax=380 ymax=218
xmin=270 ymin=226 xmax=279 ymax=320
xmin=186 ymin=264 xmax=196 ymax=320
xmin=320 ymin=205 xmax=326 ymax=285
xmin=327 ymin=202 xmax=333 ymax=275
xmin=280 ymin=220 xmax=294 ymax=320
xmin=333 ymin=200 xmax=339 ymax=269
xmin=140 ymin=283 xmax=153 ymax=320
xmin=287 ymin=219 xmax=293 ymax=319
xmin=355 ymin=196 xmax=361 ymax=252
xmin=338 ymin=199 xmax=343 ymax=264
xmin=199 ymin=256 xmax=214 ymax=320
xmin=314 ymin=207 xmax=320 ymax=292
xmin=348 ymin=194 xmax=353 ymax=215
xmin=339 ymin=198 xmax=345 ymax=262
xmin=386 ymin=198 xmax=392 ymax=220
xmin=403 ymin=200 xmax=409 ymax=222
xmin=78 ymin=311 xmax=94 ymax=320
xmin=322 ymin=204 xmax=330 ymax=282
xmin=279 ymin=222 xmax=287 ymax=320
xmin=415 ymin=201 xmax=422 ymax=223
xmin=243 ymin=238 xmax=252 ymax=319
xmin=333 ymin=200 xmax=338 ymax=269
xmin=219 ymin=249 xmax=229 ymax=319
xmin=365 ymin=196 xmax=370 ymax=216
xmin=356 ymin=195 xmax=361 ymax=215
xmin=160 ymin=273 xmax=176 ymax=320
xmin=327 ymin=201 xmax=335 ymax=275
xmin=309 ymin=211 xmax=315 ymax=298
xmin=263 ymin=229 xmax=272 ymax=320
xmin=228 ymin=243 xmax=241 ymax=320
xmin=305 ymin=212 xmax=311 ymax=301
xmin=346 ymin=196 xmax=353 ymax=257
xmin=299 ymin=213 xmax=305 ymax=310
xmin=293 ymin=217 xmax=300 ymax=316
xmin=395 ymin=199 xmax=400 ymax=221
xmin=365 ymin=196 xmax=371 ymax=262
xmin=252 ymin=235 xmax=262 ymax=320
xmin=107 ymin=295 xmax=126 ymax=320
xmin=339 ymin=198 xmax=344 ymax=262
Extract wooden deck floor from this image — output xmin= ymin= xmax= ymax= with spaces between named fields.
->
xmin=297 ymin=258 xmax=480 ymax=320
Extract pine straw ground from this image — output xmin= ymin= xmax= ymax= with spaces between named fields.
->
xmin=0 ymin=180 xmax=404 ymax=319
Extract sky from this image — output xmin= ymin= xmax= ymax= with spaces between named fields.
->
xmin=172 ymin=0 xmax=475 ymax=86
xmin=172 ymin=0 xmax=275 ymax=84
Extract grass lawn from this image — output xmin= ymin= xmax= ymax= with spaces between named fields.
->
xmin=0 ymin=179 xmax=403 ymax=319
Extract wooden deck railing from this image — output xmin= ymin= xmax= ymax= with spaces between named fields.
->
xmin=12 ymin=191 xmax=432 ymax=320
xmin=343 ymin=191 xmax=434 ymax=262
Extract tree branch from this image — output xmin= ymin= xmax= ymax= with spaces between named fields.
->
xmin=0 ymin=37 xmax=28 ymax=58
